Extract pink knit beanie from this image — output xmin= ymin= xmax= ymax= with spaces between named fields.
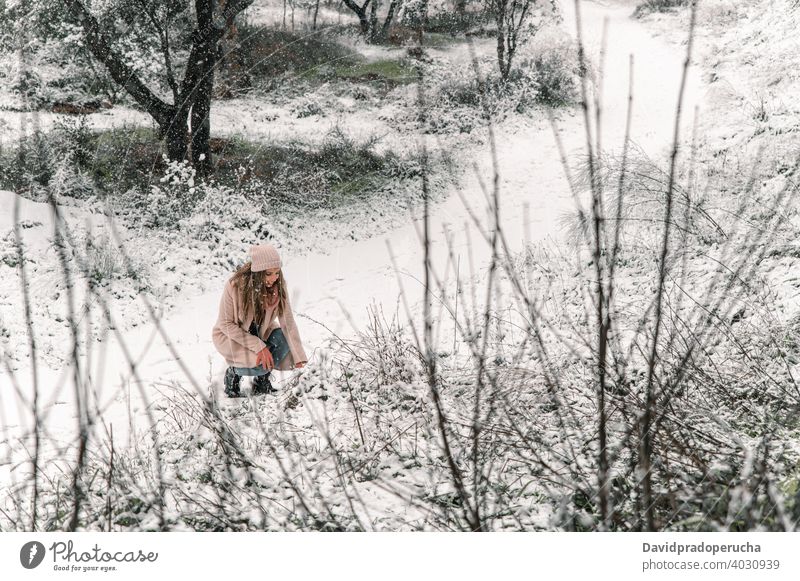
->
xmin=250 ymin=244 xmax=282 ymax=272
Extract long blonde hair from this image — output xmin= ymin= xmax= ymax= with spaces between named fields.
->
xmin=230 ymin=261 xmax=287 ymax=324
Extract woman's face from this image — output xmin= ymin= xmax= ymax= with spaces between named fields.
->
xmin=263 ymin=268 xmax=280 ymax=287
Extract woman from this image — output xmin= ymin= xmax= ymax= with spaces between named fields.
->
xmin=212 ymin=244 xmax=307 ymax=397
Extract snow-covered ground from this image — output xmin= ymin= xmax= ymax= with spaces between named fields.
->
xmin=6 ymin=0 xmax=796 ymax=530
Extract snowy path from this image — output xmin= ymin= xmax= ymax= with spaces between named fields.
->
xmin=1 ymin=0 xmax=702 ymax=470
xmin=290 ymin=0 xmax=703 ymax=351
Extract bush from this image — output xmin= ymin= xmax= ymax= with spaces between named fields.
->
xmin=1 ymin=14 xmax=157 ymax=112
xmin=563 ymin=146 xmax=727 ymax=251
xmin=76 ymin=231 xmax=149 ymax=289
xmin=53 ymin=115 xmax=94 ymax=168
xmin=0 ymin=130 xmax=54 ymax=198
xmin=0 ymin=121 xmax=146 ymax=198
xmin=182 ymin=182 xmax=259 ymax=241
xmin=423 ymin=61 xmax=540 ymax=133
xmin=634 ymin=0 xmax=690 ymax=18
xmin=138 ymin=157 xmax=205 ymax=229
xmin=291 ymin=95 xmax=326 ymax=118
xmin=418 ymin=34 xmax=579 ymax=134
xmin=216 ymin=25 xmax=360 ymax=97
xmin=524 ymin=37 xmax=581 ymax=107
xmin=8 ymin=66 xmax=44 ymax=108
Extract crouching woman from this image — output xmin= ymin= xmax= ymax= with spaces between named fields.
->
xmin=212 ymin=244 xmax=307 ymax=397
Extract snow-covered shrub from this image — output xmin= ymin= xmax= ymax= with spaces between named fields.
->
xmin=267 ymin=165 xmax=333 ymax=208
xmin=697 ymin=0 xmax=741 ymax=26
xmin=1 ymin=124 xmax=426 ymax=234
xmin=49 ymin=158 xmax=96 ymax=200
xmin=139 ymin=157 xmax=205 ymax=229
xmin=0 ymin=232 xmax=23 ymax=269
xmin=354 ymin=307 xmax=426 ymax=388
xmin=423 ymin=59 xmax=542 ymax=133
xmin=418 ymin=36 xmax=578 ymax=135
xmin=0 ymin=129 xmax=53 ymax=198
xmin=493 ymin=233 xmax=800 ymax=531
xmin=384 ymin=155 xmax=423 ymax=180
xmin=439 ymin=74 xmax=484 ymax=108
xmin=77 ymin=231 xmax=149 ymax=289
xmin=1 ymin=117 xmax=95 ymax=198
xmin=55 ymin=115 xmax=92 ymax=160
xmin=522 ymin=35 xmax=581 ymax=107
xmin=8 ymin=65 xmax=44 ymax=108
xmin=421 ymin=63 xmax=488 ymax=133
xmin=564 ymin=146 xmax=726 ymax=248
xmin=348 ymin=84 xmax=377 ymax=101
xmin=291 ymin=95 xmax=326 ymax=118
xmin=508 ymin=120 xmax=800 ymax=529
xmin=182 ymin=180 xmax=263 ymax=240
xmin=245 ymin=126 xmax=422 ymax=210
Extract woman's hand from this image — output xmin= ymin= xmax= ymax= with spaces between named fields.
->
xmin=295 ymin=361 xmax=306 ymax=369
xmin=256 ymin=347 xmax=274 ymax=370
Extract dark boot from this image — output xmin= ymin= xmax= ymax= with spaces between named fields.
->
xmin=224 ymin=367 xmax=243 ymax=398
xmin=252 ymin=373 xmax=277 ymax=395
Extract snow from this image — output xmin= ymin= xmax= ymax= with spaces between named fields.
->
xmin=3 ymin=0 xmax=795 ymax=530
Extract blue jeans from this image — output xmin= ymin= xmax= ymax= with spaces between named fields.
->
xmin=233 ymin=328 xmax=290 ymax=377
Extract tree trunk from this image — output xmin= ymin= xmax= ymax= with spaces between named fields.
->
xmin=417 ymin=0 xmax=429 ymax=44
xmin=342 ymin=0 xmax=372 ymax=36
xmin=216 ymin=0 xmax=243 ymax=99
xmin=503 ymin=32 xmax=515 ymax=81
xmin=164 ymin=108 xmax=190 ymax=163
xmin=66 ymin=0 xmax=255 ymax=168
xmin=369 ymin=0 xmax=378 ymax=42
xmin=190 ymin=77 xmax=213 ymax=175
xmin=403 ymin=0 xmax=427 ymax=54
xmin=379 ymin=0 xmax=400 ymax=40
xmin=496 ymin=25 xmax=507 ymax=79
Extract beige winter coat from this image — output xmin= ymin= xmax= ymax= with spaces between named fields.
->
xmin=212 ymin=278 xmax=307 ymax=371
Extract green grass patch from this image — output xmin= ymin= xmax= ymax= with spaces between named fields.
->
xmin=216 ymin=25 xmax=416 ymax=96
xmin=216 ymin=25 xmax=360 ymax=96
xmin=0 ymin=123 xmax=422 ymax=221
xmin=331 ymin=59 xmax=417 ymax=85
